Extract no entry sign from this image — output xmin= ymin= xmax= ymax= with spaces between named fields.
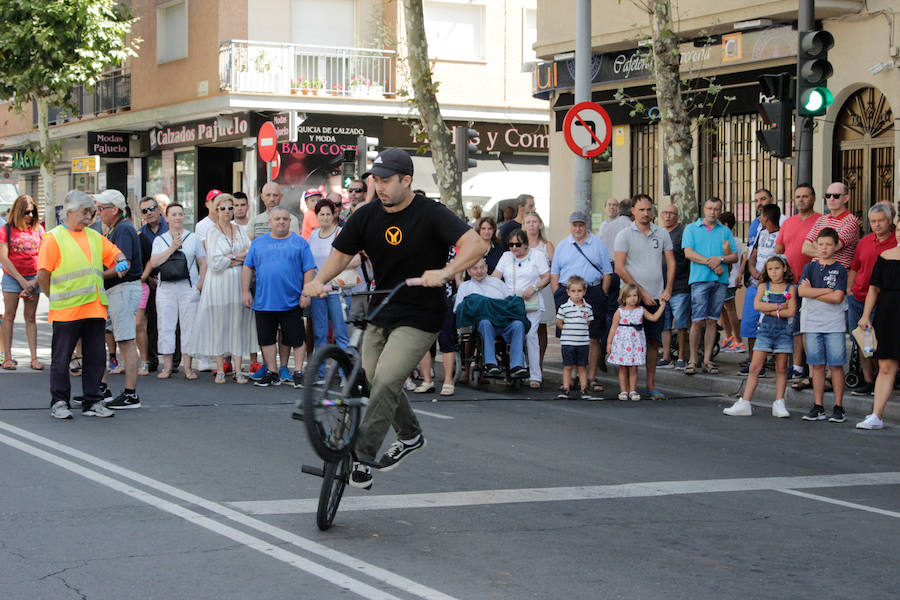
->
xmin=563 ymin=102 xmax=612 ymax=158
xmin=257 ymin=121 xmax=278 ymax=162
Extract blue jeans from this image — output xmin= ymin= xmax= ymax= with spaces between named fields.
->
xmin=478 ymin=319 xmax=525 ymax=368
xmin=311 ymin=294 xmax=349 ymax=373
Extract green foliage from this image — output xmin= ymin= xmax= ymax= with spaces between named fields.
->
xmin=0 ymin=0 xmax=140 ymax=112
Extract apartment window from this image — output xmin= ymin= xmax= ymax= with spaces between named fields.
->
xmin=424 ymin=2 xmax=485 ymax=61
xmin=523 ymin=9 xmax=537 ymax=64
xmin=292 ymin=0 xmax=355 ymax=47
xmin=157 ymin=0 xmax=188 ymax=64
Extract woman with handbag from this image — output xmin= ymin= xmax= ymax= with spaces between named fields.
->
xmin=307 ymin=199 xmax=352 ymax=369
xmin=150 ymin=203 xmax=207 ymax=379
xmin=184 ymin=194 xmax=254 ymax=383
xmin=492 ymin=229 xmax=550 ymax=388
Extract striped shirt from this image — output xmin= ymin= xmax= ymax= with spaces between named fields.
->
xmin=803 ymin=210 xmax=861 ymax=270
xmin=556 ymin=299 xmax=592 ymax=346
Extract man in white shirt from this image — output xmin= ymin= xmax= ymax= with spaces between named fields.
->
xmin=454 ymin=258 xmax=527 ymax=377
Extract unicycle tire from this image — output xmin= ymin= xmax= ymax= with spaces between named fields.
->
xmin=303 ymin=345 xmax=361 ymax=463
xmin=317 ymin=455 xmax=351 ymax=531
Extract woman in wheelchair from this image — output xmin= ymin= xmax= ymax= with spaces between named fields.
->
xmin=454 ymin=258 xmax=530 ymax=379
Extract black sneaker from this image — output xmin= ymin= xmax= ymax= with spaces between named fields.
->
xmin=72 ymin=387 xmax=112 ymax=407
xmin=739 ymin=362 xmax=751 ymax=376
xmin=253 ymin=371 xmax=281 ymax=387
xmin=377 ymin=436 xmax=426 ymax=472
xmin=802 ymin=404 xmax=827 ymax=421
xmin=292 ymin=370 xmax=304 ymax=389
xmin=106 ymin=392 xmax=141 ymax=409
xmin=509 ymin=365 xmax=529 ymax=378
xmin=557 ymin=388 xmax=570 ymax=399
xmin=828 ymin=405 xmax=846 ymax=423
xmin=484 ymin=364 xmax=501 ymax=376
xmin=851 ymin=382 xmax=874 ymax=396
xmin=349 ymin=462 xmax=373 ymax=490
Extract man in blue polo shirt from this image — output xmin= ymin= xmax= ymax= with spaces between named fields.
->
xmin=551 ymin=211 xmax=611 ymax=396
xmin=682 ymin=197 xmax=739 ymax=375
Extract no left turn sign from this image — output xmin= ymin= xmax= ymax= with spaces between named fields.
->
xmin=563 ymin=102 xmax=612 ymax=158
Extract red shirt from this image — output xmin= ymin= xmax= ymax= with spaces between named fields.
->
xmin=0 ymin=224 xmax=45 ymax=276
xmin=776 ymin=212 xmax=820 ymax=282
xmin=850 ymin=232 xmax=898 ymax=301
xmin=804 ymin=210 xmax=861 ymax=270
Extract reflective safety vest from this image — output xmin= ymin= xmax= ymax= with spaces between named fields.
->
xmin=48 ymin=225 xmax=108 ymax=311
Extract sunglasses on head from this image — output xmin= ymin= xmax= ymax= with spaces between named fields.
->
xmin=823 ymin=193 xmax=844 ymax=199
xmin=348 ymin=187 xmax=364 ymax=193
xmin=507 ymin=242 xmax=525 ymax=248
xmin=141 ymin=205 xmax=158 ymax=214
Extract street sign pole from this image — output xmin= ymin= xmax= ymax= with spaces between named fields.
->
xmin=796 ymin=0 xmax=814 ymax=185
xmin=573 ymin=0 xmax=592 ymax=216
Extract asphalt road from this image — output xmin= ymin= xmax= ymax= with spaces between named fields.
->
xmin=1 ymin=363 xmax=899 ymax=600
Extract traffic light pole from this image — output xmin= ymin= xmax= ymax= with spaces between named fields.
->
xmin=573 ymin=0 xmax=592 ymax=215
xmin=796 ymin=0 xmax=814 ymax=184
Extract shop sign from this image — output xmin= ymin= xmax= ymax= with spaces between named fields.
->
xmin=150 ymin=113 xmax=251 ymax=151
xmin=382 ymin=120 xmax=549 ymax=154
xmin=533 ymin=25 xmax=797 ymax=97
xmin=88 ymin=131 xmax=130 ymax=157
xmin=12 ymin=152 xmax=38 ymax=169
xmin=72 ymin=156 xmax=100 ymax=173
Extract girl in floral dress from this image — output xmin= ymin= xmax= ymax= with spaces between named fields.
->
xmin=607 ymin=283 xmax=666 ymax=401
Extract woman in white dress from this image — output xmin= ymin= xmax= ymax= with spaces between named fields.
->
xmin=492 ymin=228 xmax=550 ymax=388
xmin=185 ymin=194 xmax=254 ymax=383
xmin=524 ymin=211 xmax=555 ymax=369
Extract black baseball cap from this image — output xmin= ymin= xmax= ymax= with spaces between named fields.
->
xmin=368 ymin=148 xmax=414 ymax=178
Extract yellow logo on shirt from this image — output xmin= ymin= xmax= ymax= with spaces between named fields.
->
xmin=385 ymin=226 xmax=403 ymax=245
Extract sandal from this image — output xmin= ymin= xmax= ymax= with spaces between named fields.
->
xmin=157 ymin=368 xmax=172 ymax=379
xmin=590 ymin=378 xmax=604 ymax=393
xmin=184 ymin=370 xmax=199 ymax=380
xmin=234 ymin=373 xmax=249 ymax=384
xmin=109 ymin=363 xmax=125 ymax=374
xmin=791 ymin=377 xmax=812 ymax=391
xmin=618 ymin=392 xmax=629 ymax=401
xmin=440 ymin=383 xmax=455 ymax=396
xmin=703 ymin=362 xmax=720 ymax=375
xmin=684 ymin=361 xmax=697 ymax=375
xmin=30 ymin=358 xmax=44 ymax=370
xmin=2 ymin=358 xmax=16 ymax=370
xmin=69 ymin=356 xmax=82 ymax=376
xmin=414 ymin=381 xmax=435 ymax=393
xmin=214 ymin=372 xmax=226 ymax=384
xmin=629 ymin=391 xmax=642 ymax=402
xmin=138 ymin=362 xmax=149 ymax=376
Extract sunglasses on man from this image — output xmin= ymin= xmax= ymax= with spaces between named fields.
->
xmin=141 ymin=205 xmax=158 ymax=214
xmin=823 ymin=193 xmax=845 ymax=199
xmin=507 ymin=242 xmax=525 ymax=248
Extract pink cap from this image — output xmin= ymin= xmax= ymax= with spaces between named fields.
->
xmin=206 ymin=189 xmax=223 ymax=203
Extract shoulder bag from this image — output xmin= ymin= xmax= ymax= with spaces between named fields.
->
xmin=158 ymin=233 xmax=193 ymax=283
xmin=512 ymin=254 xmax=541 ymax=312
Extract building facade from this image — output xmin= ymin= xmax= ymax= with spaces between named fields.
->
xmin=0 ymin=0 xmax=548 ymax=227
xmin=534 ymin=0 xmax=898 ymax=242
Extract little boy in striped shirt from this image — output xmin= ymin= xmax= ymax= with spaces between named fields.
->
xmin=555 ymin=276 xmax=593 ymax=399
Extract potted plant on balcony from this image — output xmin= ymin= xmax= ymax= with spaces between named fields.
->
xmin=367 ymin=80 xmax=385 ymax=98
xmin=290 ymin=79 xmax=299 ymax=95
xmin=349 ymin=75 xmax=370 ymax=97
xmin=311 ymin=78 xmax=325 ymax=95
xmin=299 ymin=78 xmax=310 ymax=95
xmin=330 ymin=83 xmax=344 ymax=96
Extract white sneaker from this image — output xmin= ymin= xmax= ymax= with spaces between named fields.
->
xmin=50 ymin=401 xmax=73 ymax=420
xmin=723 ymin=398 xmax=752 ymax=416
xmin=403 ymin=378 xmax=417 ymax=391
xmin=197 ymin=358 xmax=213 ymax=372
xmin=83 ymin=402 xmax=115 ymax=418
xmin=772 ymin=399 xmax=790 ymax=418
xmin=856 ymin=414 xmax=884 ymax=430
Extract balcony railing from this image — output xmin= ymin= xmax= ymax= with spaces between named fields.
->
xmin=34 ymin=70 xmax=131 ymax=126
xmin=219 ymin=40 xmax=396 ymax=98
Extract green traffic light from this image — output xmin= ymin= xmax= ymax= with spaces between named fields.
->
xmin=800 ymin=87 xmax=833 ymax=116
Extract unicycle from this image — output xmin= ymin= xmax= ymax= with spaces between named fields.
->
xmin=299 ymin=278 xmax=421 ymax=530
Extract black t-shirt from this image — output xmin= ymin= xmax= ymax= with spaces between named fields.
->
xmin=663 ymin=223 xmax=690 ymax=294
xmin=105 ymin=218 xmax=143 ymax=289
xmin=333 ymin=194 xmax=470 ymax=332
xmin=498 ymin=219 xmax=522 ymax=246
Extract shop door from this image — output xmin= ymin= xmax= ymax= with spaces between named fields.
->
xmin=833 ymin=87 xmax=894 ymax=226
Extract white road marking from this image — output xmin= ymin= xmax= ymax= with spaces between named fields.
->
xmin=0 ymin=420 xmax=460 ymax=600
xmin=229 ymin=472 xmax=900 ymax=515
xmin=776 ymin=488 xmax=900 ymax=520
xmin=413 ymin=408 xmax=453 ymax=420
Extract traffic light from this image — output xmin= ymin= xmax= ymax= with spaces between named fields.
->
xmin=797 ymin=29 xmax=834 ymax=116
xmin=356 ymin=135 xmax=379 ymax=176
xmin=454 ymin=126 xmax=477 ymax=173
xmin=757 ymin=73 xmax=793 ymax=158
xmin=341 ymin=147 xmax=357 ymax=188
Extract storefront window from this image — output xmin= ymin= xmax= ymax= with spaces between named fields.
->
xmin=146 ymin=156 xmax=162 ymax=198
xmin=175 ymin=150 xmax=196 ymax=228
xmin=630 ymin=123 xmax=658 ymax=201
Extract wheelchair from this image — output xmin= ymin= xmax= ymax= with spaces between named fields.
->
xmin=456 ymin=325 xmax=524 ymax=390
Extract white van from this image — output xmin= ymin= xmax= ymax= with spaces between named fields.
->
xmin=461 ymin=171 xmax=550 ymax=226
